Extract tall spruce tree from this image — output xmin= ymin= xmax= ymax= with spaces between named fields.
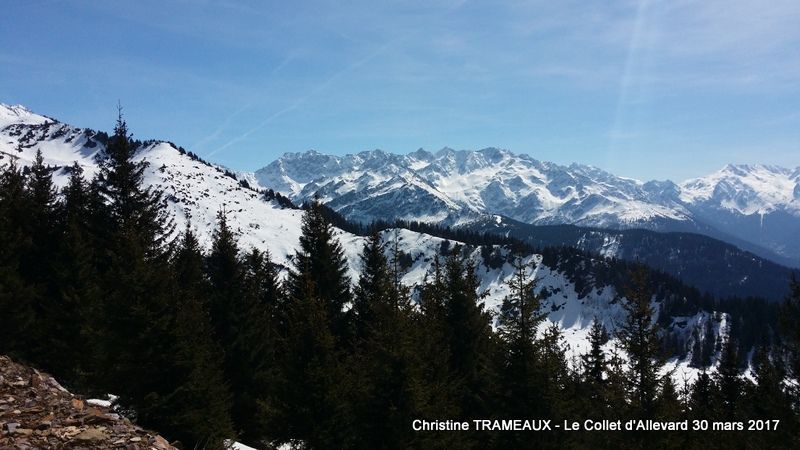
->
xmin=441 ymin=251 xmax=496 ymax=421
xmin=277 ymin=252 xmax=344 ymax=448
xmin=346 ymin=231 xmax=416 ymax=448
xmin=715 ymin=337 xmax=742 ymax=420
xmin=411 ymin=256 xmax=465 ymax=449
xmin=89 ymin=113 xmax=177 ymax=427
xmin=617 ymin=265 xmax=662 ymax=417
xmin=0 ymin=160 xmax=36 ymax=358
xmin=286 ymin=200 xmax=351 ymax=343
xmin=205 ymin=211 xmax=273 ymax=444
xmin=497 ymin=257 xmax=546 ymax=427
xmin=744 ymin=349 xmax=797 ymax=449
xmin=49 ymin=163 xmax=101 ymax=383
xmin=582 ymin=318 xmax=608 ymax=386
xmin=24 ymin=150 xmax=65 ymax=371
xmin=164 ymin=226 xmax=235 ymax=449
xmin=780 ymin=275 xmax=800 ymax=399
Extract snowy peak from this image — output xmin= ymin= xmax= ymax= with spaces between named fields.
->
xmin=252 ymin=147 xmax=694 ymax=227
xmin=680 ymin=163 xmax=800 ymax=215
xmin=0 ymin=103 xmax=50 ymax=129
xmin=250 ymin=148 xmax=800 ymax=266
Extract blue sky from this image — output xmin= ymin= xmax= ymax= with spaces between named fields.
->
xmin=2 ymin=0 xmax=799 ymax=180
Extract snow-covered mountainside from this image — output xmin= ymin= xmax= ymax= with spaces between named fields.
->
xmin=466 ymin=215 xmax=795 ymax=301
xmin=0 ymin=103 xmax=766 ymax=378
xmin=252 ymin=148 xmax=800 ymax=266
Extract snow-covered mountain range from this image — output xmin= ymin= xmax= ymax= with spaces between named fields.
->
xmin=252 ymin=148 xmax=800 ymax=267
xmin=0 ymin=103 xmax=782 ymax=378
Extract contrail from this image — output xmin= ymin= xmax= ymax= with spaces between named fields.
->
xmin=207 ymin=0 xmax=469 ymax=159
xmin=205 ymin=39 xmax=396 ymax=159
xmin=195 ymin=55 xmax=294 ymax=153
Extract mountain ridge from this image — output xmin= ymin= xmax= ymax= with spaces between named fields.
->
xmin=251 ymin=147 xmax=800 ymax=266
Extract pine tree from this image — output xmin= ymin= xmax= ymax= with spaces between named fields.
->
xmin=441 ymin=252 xmax=496 ymax=420
xmin=582 ymin=318 xmax=608 ymax=385
xmin=0 ymin=160 xmax=36 ymax=358
xmin=276 ymin=253 xmax=344 ymax=447
xmin=286 ymin=200 xmax=351 ymax=343
xmin=163 ymin=226 xmax=235 ymax=449
xmin=205 ymin=211 xmax=273 ymax=444
xmin=88 ymin=113 xmax=177 ymax=427
xmin=780 ymin=275 xmax=800 ymax=397
xmin=657 ymin=376 xmax=683 ymax=421
xmin=744 ymin=349 xmax=798 ymax=449
xmin=49 ymin=163 xmax=101 ymax=383
xmin=351 ymin=231 xmax=395 ymax=340
xmin=238 ymin=247 xmax=282 ymax=443
xmin=655 ymin=376 xmax=684 ymax=449
xmin=410 ymin=257 xmax=464 ymax=449
xmin=686 ymin=371 xmax=719 ymax=448
xmin=23 ymin=150 xmax=67 ymax=371
xmin=582 ymin=317 xmax=611 ymax=420
xmin=715 ymin=337 xmax=742 ymax=420
xmin=539 ymin=323 xmax=571 ymax=413
xmin=497 ymin=256 xmax=546 ymax=428
xmin=347 ymin=231 xmax=416 ymax=448
xmin=93 ymin=112 xmax=174 ymax=244
xmin=617 ymin=265 xmax=662 ymax=417
xmin=688 ymin=370 xmax=717 ymax=421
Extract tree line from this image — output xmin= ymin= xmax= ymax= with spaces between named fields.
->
xmin=1 ymin=117 xmax=800 ymax=449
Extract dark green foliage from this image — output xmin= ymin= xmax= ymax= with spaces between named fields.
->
xmin=440 ymin=252 xmax=497 ymax=420
xmin=49 ymin=163 xmax=101 ymax=384
xmin=617 ymin=265 xmax=662 ymax=417
xmin=497 ymin=257 xmax=547 ymax=427
xmin=275 ymin=255 xmax=344 ymax=447
xmin=582 ymin=318 xmax=608 ymax=386
xmin=0 ymin=160 xmax=36 ymax=358
xmin=345 ymin=231 xmax=417 ymax=448
xmin=161 ymin=227 xmax=235 ymax=448
xmin=781 ymin=275 xmax=800 ymax=386
xmin=205 ymin=212 xmax=275 ymax=445
xmin=286 ymin=200 xmax=351 ymax=343
xmin=715 ymin=338 xmax=743 ymax=420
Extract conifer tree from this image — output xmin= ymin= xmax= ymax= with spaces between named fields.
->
xmin=656 ymin=376 xmax=683 ymax=421
xmin=347 ymin=231 xmax=416 ymax=448
xmin=24 ymin=150 xmax=67 ymax=371
xmin=715 ymin=337 xmax=742 ymax=420
xmin=441 ymin=252 xmax=496 ymax=419
xmin=163 ymin=226 xmax=235 ymax=449
xmin=286 ymin=200 xmax=351 ymax=343
xmin=497 ymin=257 xmax=546 ymax=424
xmin=0 ymin=160 xmax=36 ymax=358
xmin=206 ymin=211 xmax=273 ymax=444
xmin=744 ymin=349 xmax=797 ymax=449
xmin=617 ymin=265 xmax=662 ymax=417
xmin=23 ymin=151 xmax=60 ymax=282
xmin=688 ymin=370 xmax=716 ymax=421
xmin=780 ymin=275 xmax=800 ymax=395
xmin=89 ymin=113 xmax=177 ymax=426
xmin=49 ymin=163 xmax=101 ymax=383
xmin=539 ymin=323 xmax=571 ymax=413
xmin=410 ymin=257 xmax=462 ymax=447
xmin=276 ymin=253 xmax=344 ymax=448
xmin=582 ymin=318 xmax=608 ymax=386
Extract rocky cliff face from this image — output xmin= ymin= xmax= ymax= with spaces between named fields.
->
xmin=0 ymin=355 xmax=178 ymax=450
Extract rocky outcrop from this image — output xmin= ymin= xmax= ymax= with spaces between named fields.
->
xmin=0 ymin=355 xmax=178 ymax=450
